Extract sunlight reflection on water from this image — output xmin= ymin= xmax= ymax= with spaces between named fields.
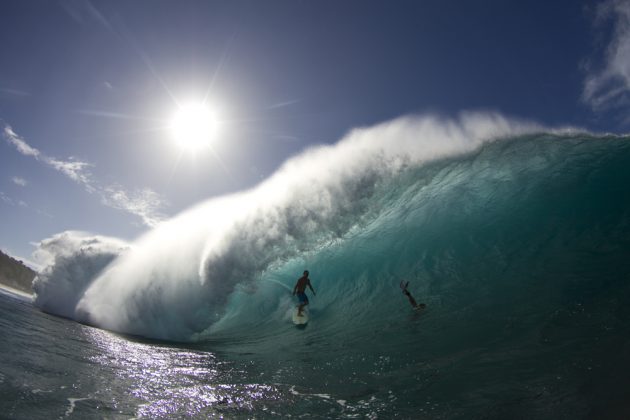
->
xmin=83 ymin=328 xmax=282 ymax=417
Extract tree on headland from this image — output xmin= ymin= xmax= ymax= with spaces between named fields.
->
xmin=0 ymin=250 xmax=36 ymax=294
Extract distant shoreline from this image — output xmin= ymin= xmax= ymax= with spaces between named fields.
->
xmin=0 ymin=250 xmax=37 ymax=295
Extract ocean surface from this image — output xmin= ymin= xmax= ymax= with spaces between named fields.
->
xmin=3 ymin=116 xmax=630 ymax=418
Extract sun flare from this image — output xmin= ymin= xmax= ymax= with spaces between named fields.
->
xmin=170 ymin=103 xmax=217 ymax=152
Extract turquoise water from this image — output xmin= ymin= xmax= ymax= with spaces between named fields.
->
xmin=5 ymin=128 xmax=630 ymax=418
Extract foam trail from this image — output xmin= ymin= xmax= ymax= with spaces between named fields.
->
xmin=41 ymin=113 xmax=558 ymax=340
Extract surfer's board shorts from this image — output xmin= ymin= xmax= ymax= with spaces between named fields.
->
xmin=297 ymin=292 xmax=308 ymax=304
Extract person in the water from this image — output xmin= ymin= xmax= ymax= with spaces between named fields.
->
xmin=400 ymin=281 xmax=426 ymax=310
xmin=293 ymin=270 xmax=316 ymax=316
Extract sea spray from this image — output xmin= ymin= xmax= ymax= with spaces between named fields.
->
xmin=32 ymin=232 xmax=128 ymax=319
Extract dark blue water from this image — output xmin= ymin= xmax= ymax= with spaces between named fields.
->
xmin=5 ymin=130 xmax=630 ymax=418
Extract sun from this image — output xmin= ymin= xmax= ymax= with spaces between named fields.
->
xmin=170 ymin=102 xmax=217 ymax=152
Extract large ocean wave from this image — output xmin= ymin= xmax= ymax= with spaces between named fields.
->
xmin=31 ymin=113 xmax=630 ymax=353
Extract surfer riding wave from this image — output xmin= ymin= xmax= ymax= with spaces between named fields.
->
xmin=400 ymin=281 xmax=426 ymax=310
xmin=293 ymin=270 xmax=316 ymax=316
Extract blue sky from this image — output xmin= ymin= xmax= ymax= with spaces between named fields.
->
xmin=0 ymin=0 xmax=628 ymax=264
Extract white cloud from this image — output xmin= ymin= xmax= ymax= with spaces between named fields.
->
xmin=3 ymin=124 xmax=166 ymax=227
xmin=12 ymin=176 xmax=28 ymax=187
xmin=583 ymin=0 xmax=630 ymax=112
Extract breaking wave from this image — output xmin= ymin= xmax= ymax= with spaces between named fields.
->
xmin=31 ymin=113 xmax=630 ymax=351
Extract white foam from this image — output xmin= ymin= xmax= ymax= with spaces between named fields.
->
xmin=0 ymin=285 xmax=33 ymax=302
xmin=65 ymin=397 xmax=89 ymax=416
xmin=32 ymin=231 xmax=128 ymax=319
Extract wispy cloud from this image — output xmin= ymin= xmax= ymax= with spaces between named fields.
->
xmin=101 ymin=185 xmax=166 ymax=227
xmin=12 ymin=176 xmax=27 ymax=187
xmin=5 ymin=126 xmax=40 ymax=157
xmin=60 ymin=0 xmax=114 ymax=32
xmin=0 ymin=191 xmax=27 ymax=208
xmin=0 ymin=191 xmax=14 ymax=205
xmin=75 ymin=109 xmax=160 ymax=122
xmin=267 ymin=99 xmax=301 ymax=110
xmin=3 ymin=124 xmax=166 ymax=226
xmin=0 ymin=87 xmax=31 ymax=97
xmin=4 ymin=125 xmax=93 ymax=184
xmin=583 ymin=0 xmax=630 ymax=113
xmin=48 ymin=157 xmax=93 ymax=186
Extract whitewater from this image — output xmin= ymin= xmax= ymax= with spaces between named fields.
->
xmin=3 ymin=112 xmax=630 ymax=418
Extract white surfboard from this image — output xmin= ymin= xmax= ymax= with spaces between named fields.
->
xmin=292 ymin=307 xmax=309 ymax=325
